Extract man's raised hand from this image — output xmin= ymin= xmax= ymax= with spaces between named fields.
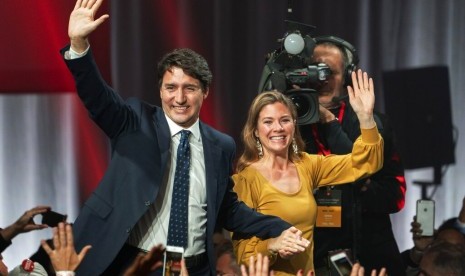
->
xmin=68 ymin=0 xmax=109 ymax=52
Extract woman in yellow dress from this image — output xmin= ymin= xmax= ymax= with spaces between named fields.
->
xmin=232 ymin=70 xmax=383 ymax=275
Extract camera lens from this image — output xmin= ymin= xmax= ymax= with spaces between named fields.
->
xmin=283 ymin=88 xmax=320 ymax=125
xmin=289 ymin=94 xmax=310 ymax=118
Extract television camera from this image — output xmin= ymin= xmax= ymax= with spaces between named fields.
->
xmin=257 ymin=20 xmax=331 ymax=125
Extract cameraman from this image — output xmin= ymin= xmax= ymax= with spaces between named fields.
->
xmin=298 ymin=36 xmax=406 ymax=275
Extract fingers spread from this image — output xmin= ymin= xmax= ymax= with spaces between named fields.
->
xmin=41 ymin=239 xmax=52 ymax=254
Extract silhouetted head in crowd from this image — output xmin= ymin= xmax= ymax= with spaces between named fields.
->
xmin=419 ymin=240 xmax=465 ymax=276
xmin=215 ymin=241 xmax=240 ymax=276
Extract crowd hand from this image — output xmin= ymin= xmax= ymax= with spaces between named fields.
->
xmin=458 ymin=196 xmax=465 ymax=223
xmin=296 ymin=269 xmax=314 ymax=276
xmin=241 ymin=254 xmax=270 ymax=276
xmin=411 ymin=216 xmax=434 ymax=251
xmin=41 ymin=222 xmax=91 ymax=272
xmin=68 ymin=0 xmax=109 ymax=52
xmin=180 ymin=259 xmax=189 ymax=276
xmin=123 ymin=244 xmax=165 ymax=276
xmin=1 ymin=206 xmax=50 ymax=240
xmin=318 ymin=105 xmax=337 ymax=123
xmin=347 ymin=69 xmax=375 ymax=129
xmin=268 ymin=227 xmax=309 ymax=260
xmin=350 ymin=263 xmax=387 ymax=276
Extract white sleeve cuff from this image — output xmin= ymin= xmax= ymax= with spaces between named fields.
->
xmin=65 ymin=45 xmax=90 ymax=60
xmin=56 ymin=271 xmax=75 ymax=276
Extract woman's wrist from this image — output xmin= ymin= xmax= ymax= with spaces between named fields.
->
xmin=267 ymin=237 xmax=278 ymax=254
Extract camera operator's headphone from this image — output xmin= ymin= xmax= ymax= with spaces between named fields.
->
xmin=314 ymin=35 xmax=359 ymax=86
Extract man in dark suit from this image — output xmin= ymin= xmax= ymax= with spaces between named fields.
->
xmin=63 ymin=1 xmax=307 ymax=275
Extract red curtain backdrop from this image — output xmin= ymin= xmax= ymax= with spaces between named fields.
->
xmin=0 ymin=1 xmax=111 ymax=202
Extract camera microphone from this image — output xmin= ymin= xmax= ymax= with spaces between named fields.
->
xmin=331 ymin=95 xmax=348 ymax=103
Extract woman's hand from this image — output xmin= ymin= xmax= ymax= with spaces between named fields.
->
xmin=268 ymin=227 xmax=309 ymax=259
xmin=347 ymin=69 xmax=376 ymax=129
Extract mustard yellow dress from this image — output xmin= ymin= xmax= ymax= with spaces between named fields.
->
xmin=232 ymin=127 xmax=383 ymax=275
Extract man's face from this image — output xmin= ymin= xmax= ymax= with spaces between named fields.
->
xmin=312 ymin=44 xmax=346 ymax=109
xmin=160 ymin=67 xmax=208 ymax=128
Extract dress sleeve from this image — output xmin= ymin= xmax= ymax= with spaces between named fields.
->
xmin=309 ymin=126 xmax=384 ymax=187
xmin=232 ymin=173 xmax=279 ymax=266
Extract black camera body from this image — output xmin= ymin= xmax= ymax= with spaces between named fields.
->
xmin=285 ymin=64 xmax=331 ymax=85
xmin=257 ymin=21 xmax=331 ymax=125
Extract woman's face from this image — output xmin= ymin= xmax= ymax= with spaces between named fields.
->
xmin=255 ymin=102 xmax=295 ymax=157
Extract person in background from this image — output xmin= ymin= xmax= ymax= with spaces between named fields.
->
xmin=402 ymin=198 xmax=465 ymax=276
xmin=63 ymin=0 xmax=304 ymax=274
xmin=233 ymin=68 xmax=384 ymax=275
xmin=215 ymin=241 xmax=240 ymax=276
xmin=1 ymin=206 xmax=50 ymax=254
xmin=418 ymin=240 xmax=465 ymax=276
xmin=239 ymin=253 xmax=387 ymax=276
xmin=298 ymin=35 xmax=406 ymax=275
xmin=8 ymin=260 xmax=48 ymax=276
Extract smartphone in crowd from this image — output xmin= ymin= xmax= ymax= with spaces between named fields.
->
xmin=41 ymin=210 xmax=67 ymax=227
xmin=329 ymin=251 xmax=353 ymax=276
xmin=416 ymin=199 xmax=435 ymax=236
xmin=163 ymin=246 xmax=184 ymax=276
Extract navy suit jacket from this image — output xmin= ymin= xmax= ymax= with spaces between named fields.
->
xmin=62 ymin=46 xmax=290 ymax=275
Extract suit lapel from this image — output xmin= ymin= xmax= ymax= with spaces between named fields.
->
xmin=153 ymin=108 xmax=171 ymax=182
xmin=200 ymin=123 xmax=220 ymax=215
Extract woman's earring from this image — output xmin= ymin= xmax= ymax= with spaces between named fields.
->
xmin=256 ymin=137 xmax=263 ymax=158
xmin=292 ymin=138 xmax=298 ymax=154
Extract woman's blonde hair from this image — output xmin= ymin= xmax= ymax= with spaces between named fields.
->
xmin=236 ymin=91 xmax=305 ymax=172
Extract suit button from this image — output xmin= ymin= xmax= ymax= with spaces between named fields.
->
xmin=145 ymin=201 xmax=151 ymax=206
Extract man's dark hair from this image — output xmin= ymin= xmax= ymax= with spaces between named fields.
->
xmin=424 ymin=241 xmax=465 ymax=275
xmin=437 ymin=217 xmax=465 ymax=238
xmin=157 ymin=48 xmax=213 ymax=92
xmin=215 ymin=240 xmax=235 ymax=259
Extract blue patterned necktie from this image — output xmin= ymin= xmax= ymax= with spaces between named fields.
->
xmin=167 ymin=130 xmax=191 ymax=248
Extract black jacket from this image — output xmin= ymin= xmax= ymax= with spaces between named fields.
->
xmin=300 ymin=101 xmax=406 ymax=275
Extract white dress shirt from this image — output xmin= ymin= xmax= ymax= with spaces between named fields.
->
xmin=128 ymin=115 xmax=207 ymax=256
